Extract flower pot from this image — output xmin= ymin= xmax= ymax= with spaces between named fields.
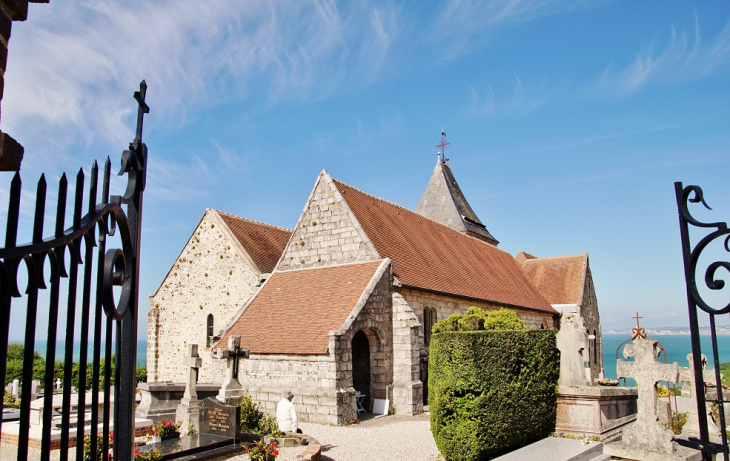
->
xmin=160 ymin=433 xmax=180 ymax=442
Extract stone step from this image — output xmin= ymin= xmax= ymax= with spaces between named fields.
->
xmin=587 ymin=454 xmax=611 ymax=461
xmin=493 ymin=437 xmax=603 ymax=461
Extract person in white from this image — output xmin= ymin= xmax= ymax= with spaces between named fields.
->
xmin=276 ymin=390 xmax=301 ymax=433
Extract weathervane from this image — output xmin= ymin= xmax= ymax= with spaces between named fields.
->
xmin=436 ymin=127 xmax=450 ymax=164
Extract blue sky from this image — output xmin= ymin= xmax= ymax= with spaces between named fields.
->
xmin=2 ymin=0 xmax=730 ymax=340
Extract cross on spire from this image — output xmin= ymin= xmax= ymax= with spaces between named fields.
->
xmin=133 ymin=80 xmax=150 ymax=148
xmin=436 ymin=127 xmax=450 ymax=164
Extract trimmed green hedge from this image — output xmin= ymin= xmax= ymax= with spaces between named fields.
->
xmin=429 ymin=330 xmax=559 ymax=460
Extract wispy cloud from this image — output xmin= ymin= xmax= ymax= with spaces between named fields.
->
xmin=469 ymin=73 xmax=553 ymax=115
xmin=2 ymin=0 xmax=400 ymax=168
xmin=432 ymin=0 xmax=595 ymax=59
xmin=591 ymin=15 xmax=730 ymax=94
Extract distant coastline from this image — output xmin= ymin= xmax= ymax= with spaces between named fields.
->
xmin=603 ymin=327 xmax=730 ymax=336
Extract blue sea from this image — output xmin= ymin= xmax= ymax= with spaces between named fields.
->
xmin=25 ymin=340 xmax=147 ymax=366
xmin=602 ymin=334 xmax=730 ymax=385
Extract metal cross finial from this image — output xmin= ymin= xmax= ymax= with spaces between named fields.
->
xmin=436 ymin=127 xmax=450 ymax=164
xmin=631 ymin=312 xmax=646 ymax=339
xmin=633 ymin=312 xmax=643 ymax=329
xmin=133 ymin=80 xmax=150 ymax=148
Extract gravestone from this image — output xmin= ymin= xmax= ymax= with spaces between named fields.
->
xmin=176 ymin=344 xmax=203 ymax=433
xmin=5 ymin=383 xmax=12 ymax=395
xmin=556 ymin=315 xmax=590 ymax=387
xmin=30 ymin=380 xmax=41 ymax=401
xmin=199 ymin=397 xmax=241 ymax=442
xmin=12 ymin=379 xmax=19 ymax=398
xmin=604 ymin=334 xmax=700 ymax=461
xmin=680 ymin=353 xmax=722 ymax=443
xmin=216 ymin=336 xmax=249 ymax=403
xmin=55 ymin=378 xmax=61 ymax=390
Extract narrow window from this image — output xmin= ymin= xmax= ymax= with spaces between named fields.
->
xmin=424 ymin=308 xmax=437 ymax=347
xmin=206 ymin=314 xmax=214 ymax=348
xmin=593 ymin=329 xmax=597 ymax=364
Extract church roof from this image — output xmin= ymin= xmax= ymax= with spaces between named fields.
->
xmin=415 ymin=161 xmax=499 ymax=245
xmin=217 ymin=211 xmax=292 ymax=274
xmin=333 ymin=179 xmax=556 ymax=314
xmin=217 ymin=260 xmax=386 ymax=355
xmin=516 ymin=253 xmax=587 ymax=305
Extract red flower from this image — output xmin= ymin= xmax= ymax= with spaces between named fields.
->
xmin=135 ymin=448 xmax=140 ymax=457
xmin=273 ymin=450 xmax=279 ymax=456
xmin=272 ymin=441 xmax=277 ymax=447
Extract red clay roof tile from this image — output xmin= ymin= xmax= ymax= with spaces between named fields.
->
xmin=517 ymin=253 xmax=587 ymax=305
xmin=218 ymin=260 xmax=385 ymax=355
xmin=333 ymin=180 xmax=555 ymax=314
xmin=217 ymin=210 xmax=292 ymax=274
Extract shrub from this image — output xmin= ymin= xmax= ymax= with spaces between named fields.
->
xmin=82 ymin=433 xmax=113 ymax=461
xmin=429 ymin=329 xmax=559 ymax=460
xmin=433 ymin=307 xmax=525 ymax=334
xmin=237 ymin=392 xmax=283 ymax=436
xmin=136 ymin=365 xmax=147 ymax=384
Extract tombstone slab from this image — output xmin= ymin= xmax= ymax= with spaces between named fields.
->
xmin=678 ymin=353 xmax=723 ymax=443
xmin=199 ymin=397 xmax=241 ymax=442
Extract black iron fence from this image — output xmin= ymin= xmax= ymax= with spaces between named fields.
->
xmin=0 ymin=81 xmax=149 ymax=461
xmin=675 ymin=182 xmax=730 ymax=461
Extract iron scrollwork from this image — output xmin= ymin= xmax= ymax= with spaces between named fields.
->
xmin=675 ymin=182 xmax=730 ymax=461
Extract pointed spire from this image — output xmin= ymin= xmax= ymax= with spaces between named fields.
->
xmin=416 ymin=131 xmax=498 ymax=246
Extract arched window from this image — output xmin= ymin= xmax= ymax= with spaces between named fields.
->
xmin=424 ymin=308 xmax=437 ymax=347
xmin=206 ymin=314 xmax=214 ymax=348
xmin=586 ymin=329 xmax=591 ymax=364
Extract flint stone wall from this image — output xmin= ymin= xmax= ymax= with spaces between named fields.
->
xmin=148 ymin=210 xmax=261 ymax=383
xmin=579 ymin=266 xmax=603 ymax=381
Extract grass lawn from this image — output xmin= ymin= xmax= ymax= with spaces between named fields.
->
xmin=720 ymin=363 xmax=730 ymax=386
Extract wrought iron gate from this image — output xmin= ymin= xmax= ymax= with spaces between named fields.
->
xmin=675 ymin=182 xmax=730 ymax=461
xmin=0 ymin=81 xmax=149 ymax=461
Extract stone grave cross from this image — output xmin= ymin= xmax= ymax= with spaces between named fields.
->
xmin=182 ymin=344 xmax=202 ymax=402
xmin=616 ymin=335 xmax=680 ymax=455
xmin=680 ymin=353 xmax=722 ymax=442
xmin=177 ymin=344 xmax=203 ymax=433
xmin=216 ymin=336 xmax=249 ymax=403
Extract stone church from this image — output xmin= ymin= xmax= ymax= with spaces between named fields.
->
xmin=147 ymin=153 xmax=603 ymax=425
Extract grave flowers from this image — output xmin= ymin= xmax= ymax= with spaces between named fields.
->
xmin=153 ymin=420 xmax=181 ymax=441
xmin=134 ymin=448 xmax=162 ymax=461
xmin=245 ymin=439 xmax=279 ymax=461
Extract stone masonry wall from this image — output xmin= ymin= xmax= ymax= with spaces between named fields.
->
xmin=579 ymin=266 xmax=603 ymax=381
xmin=211 ymin=354 xmax=340 ymax=425
xmin=278 ymin=172 xmax=377 ymax=271
xmin=147 ymin=210 xmax=261 ymax=383
xmin=391 ymin=292 xmax=423 ymax=415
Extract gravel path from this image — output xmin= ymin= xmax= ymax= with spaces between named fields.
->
xmin=227 ymin=413 xmax=445 ymax=461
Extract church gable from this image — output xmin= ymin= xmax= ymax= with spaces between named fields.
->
xmin=277 ymin=170 xmax=379 ymax=271
xmin=147 ymin=209 xmax=276 ymax=382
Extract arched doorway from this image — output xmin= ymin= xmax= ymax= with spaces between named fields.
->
xmin=352 ymin=330 xmax=370 ymax=412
